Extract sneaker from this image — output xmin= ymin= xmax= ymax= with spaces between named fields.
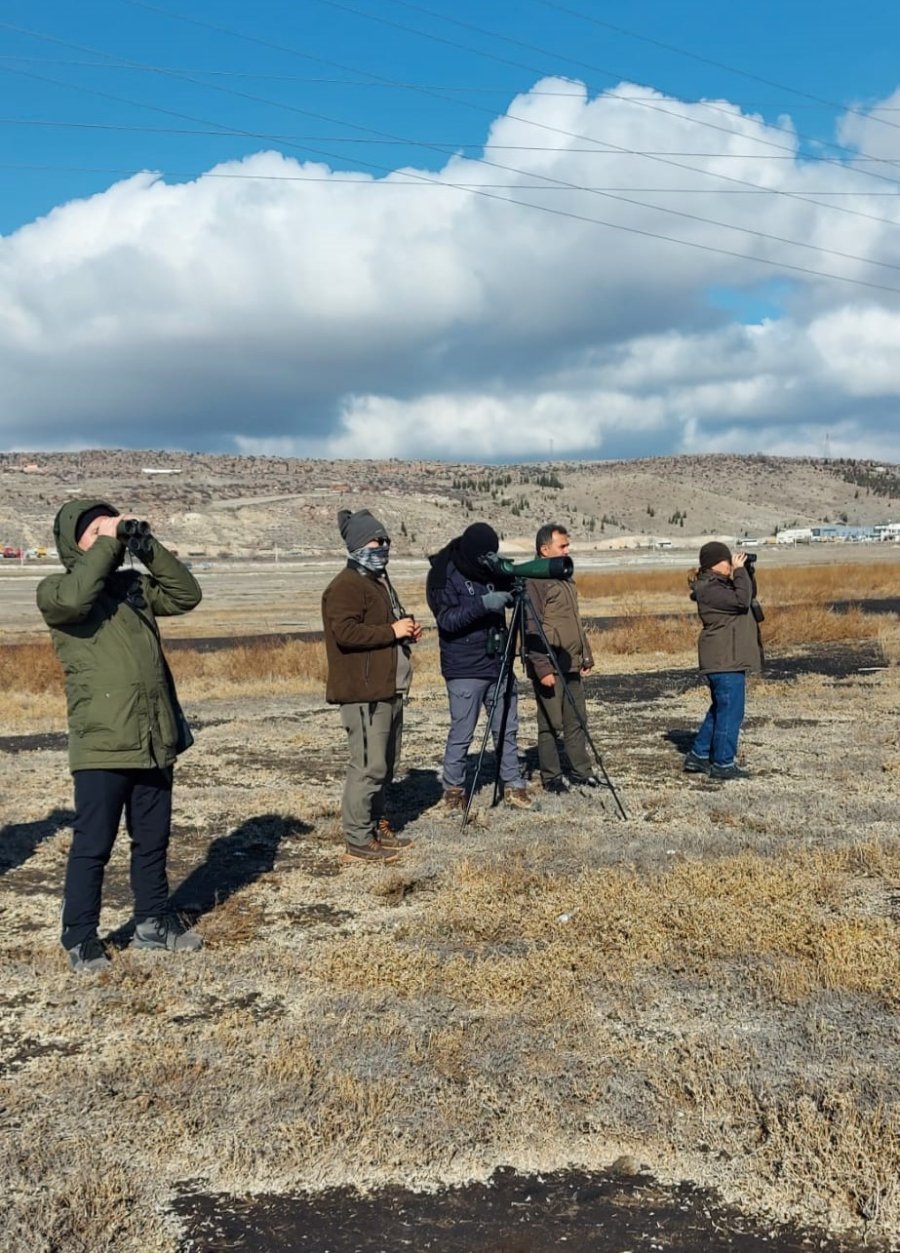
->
xmin=376 ymin=818 xmax=414 ymax=850
xmin=67 ymin=935 xmax=111 ymax=973
xmin=342 ymin=839 xmax=399 ymax=864
xmin=683 ymin=751 xmax=710 ymax=775
xmin=709 ymin=763 xmax=751 ymax=781
xmin=504 ymin=786 xmax=534 ymax=810
xmin=571 ymin=774 xmax=602 ymax=789
xmin=133 ymin=913 xmax=203 ymax=952
xmin=541 ymin=778 xmax=570 ymax=795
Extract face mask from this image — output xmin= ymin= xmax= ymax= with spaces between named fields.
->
xmin=351 ymin=544 xmax=390 ymax=574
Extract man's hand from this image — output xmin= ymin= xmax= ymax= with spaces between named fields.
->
xmin=581 ymin=664 xmax=593 ymax=675
xmin=481 ymin=590 xmax=513 ymax=612
xmin=392 ymin=616 xmax=418 ymax=640
xmin=89 ymin=513 xmax=136 ymax=543
xmin=539 ymin=673 xmax=556 ymax=688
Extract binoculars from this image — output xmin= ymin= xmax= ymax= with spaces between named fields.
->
xmin=116 ymin=519 xmax=153 ymax=560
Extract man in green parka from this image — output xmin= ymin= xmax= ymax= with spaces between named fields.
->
xmin=37 ymin=499 xmax=203 ymax=972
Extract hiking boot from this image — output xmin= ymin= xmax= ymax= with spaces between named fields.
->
xmin=683 ymin=751 xmax=710 ymax=775
xmin=439 ymin=787 xmax=466 ymax=815
xmin=542 ymin=777 xmax=570 ymax=795
xmin=133 ymin=913 xmax=203 ymax=952
xmin=376 ymin=818 xmax=414 ymax=850
xmin=709 ymin=763 xmax=751 ymax=781
xmin=67 ymin=935 xmax=111 ymax=973
xmin=343 ymin=839 xmax=399 ymax=864
xmin=504 ymin=786 xmax=533 ymax=810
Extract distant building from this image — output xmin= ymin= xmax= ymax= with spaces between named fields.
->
xmin=142 ymin=467 xmax=182 ymax=475
xmin=776 ymin=528 xmax=813 ymax=544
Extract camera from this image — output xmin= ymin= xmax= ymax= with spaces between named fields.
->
xmin=479 ymin=552 xmax=574 ymax=581
xmin=117 ymin=519 xmax=153 ymax=560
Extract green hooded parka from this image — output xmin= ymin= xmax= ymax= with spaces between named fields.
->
xmin=36 ymin=499 xmax=202 ymax=772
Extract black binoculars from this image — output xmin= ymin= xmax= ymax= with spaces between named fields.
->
xmin=116 ymin=519 xmax=153 ymax=559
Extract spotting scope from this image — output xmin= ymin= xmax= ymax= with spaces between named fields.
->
xmin=479 ymin=552 xmax=573 ymax=581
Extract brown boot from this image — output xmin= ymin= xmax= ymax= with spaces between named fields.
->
xmin=504 ymin=786 xmax=533 ymax=810
xmin=342 ymin=839 xmax=399 ymax=864
xmin=376 ymin=818 xmax=414 ymax=850
xmin=439 ymin=786 xmax=466 ymax=816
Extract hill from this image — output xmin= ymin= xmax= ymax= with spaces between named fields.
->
xmin=1 ymin=450 xmax=897 ymax=557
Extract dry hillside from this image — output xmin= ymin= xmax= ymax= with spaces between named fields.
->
xmin=0 ymin=450 xmax=897 ymax=558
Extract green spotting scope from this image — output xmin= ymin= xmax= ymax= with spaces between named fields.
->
xmin=479 ymin=552 xmax=574 ymax=581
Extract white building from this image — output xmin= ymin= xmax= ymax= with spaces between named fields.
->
xmin=776 ymin=528 xmax=813 ymax=544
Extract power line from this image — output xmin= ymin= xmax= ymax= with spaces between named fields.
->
xmin=8 ymin=19 xmax=900 ymax=268
xmin=4 ymin=157 xmax=900 ymax=196
xmin=312 ymin=0 xmax=900 ymax=174
xmin=529 ymin=0 xmax=900 ymax=136
xmin=5 ymin=20 xmax=900 ymax=291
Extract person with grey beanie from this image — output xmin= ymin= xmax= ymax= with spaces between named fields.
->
xmin=322 ymin=508 xmax=422 ymax=862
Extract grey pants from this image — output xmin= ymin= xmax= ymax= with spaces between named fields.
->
xmin=442 ymin=677 xmax=524 ymax=790
xmin=532 ymin=672 xmax=593 ymax=783
xmin=339 ymin=697 xmax=403 ymax=848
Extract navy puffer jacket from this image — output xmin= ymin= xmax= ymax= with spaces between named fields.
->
xmin=427 ymin=558 xmax=507 ymax=680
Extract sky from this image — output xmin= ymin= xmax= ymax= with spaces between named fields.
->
xmin=2 ymin=0 xmax=900 ymax=461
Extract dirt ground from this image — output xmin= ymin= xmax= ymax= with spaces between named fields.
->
xmin=0 ymin=559 xmax=898 ymax=1252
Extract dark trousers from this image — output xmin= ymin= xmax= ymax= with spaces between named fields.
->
xmin=532 ymin=672 xmax=593 ymax=783
xmin=62 ymin=767 xmax=173 ymax=950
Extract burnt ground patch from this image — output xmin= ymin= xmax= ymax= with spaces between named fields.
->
xmin=175 ymin=1167 xmax=865 ymax=1253
xmin=0 ymin=731 xmax=67 ymax=753
xmin=585 ymin=641 xmax=887 ymax=704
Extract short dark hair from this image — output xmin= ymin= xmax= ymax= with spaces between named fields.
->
xmin=535 ymin=522 xmax=568 ymax=555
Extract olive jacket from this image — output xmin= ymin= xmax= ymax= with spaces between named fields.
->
xmin=524 ymin=577 xmax=594 ymax=679
xmin=691 ymin=567 xmax=763 ymax=676
xmin=36 ymin=499 xmax=202 ymax=772
xmin=321 ymin=564 xmax=400 ymax=704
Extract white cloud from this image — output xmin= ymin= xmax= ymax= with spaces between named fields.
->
xmin=1 ymin=80 xmax=900 ymax=460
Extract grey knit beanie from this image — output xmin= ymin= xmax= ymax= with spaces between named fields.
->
xmin=338 ymin=508 xmax=389 ymax=551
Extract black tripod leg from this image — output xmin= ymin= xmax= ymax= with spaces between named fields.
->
xmin=461 ymin=605 xmax=522 ymax=828
xmin=523 ymin=589 xmax=627 ymax=820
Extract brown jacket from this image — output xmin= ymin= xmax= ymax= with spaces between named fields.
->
xmin=692 ymin=568 xmax=763 ymax=676
xmin=525 ymin=577 xmax=594 ymax=679
xmin=322 ymin=565 xmax=399 ymax=703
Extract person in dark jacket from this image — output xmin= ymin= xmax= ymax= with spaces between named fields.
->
xmin=684 ymin=541 xmax=764 ymax=781
xmin=525 ymin=523 xmax=598 ymax=793
xmin=322 ymin=508 xmax=421 ymax=863
xmin=36 ymin=499 xmax=203 ymax=972
xmin=426 ymin=522 xmax=532 ymax=813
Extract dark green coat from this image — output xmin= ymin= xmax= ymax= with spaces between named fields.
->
xmin=36 ymin=499 xmax=202 ymax=773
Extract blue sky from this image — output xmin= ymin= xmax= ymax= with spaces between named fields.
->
xmin=1 ymin=0 xmax=900 ymax=460
xmin=2 ymin=0 xmax=897 ymax=234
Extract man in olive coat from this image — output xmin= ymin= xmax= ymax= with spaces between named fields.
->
xmin=37 ymin=499 xmax=203 ymax=971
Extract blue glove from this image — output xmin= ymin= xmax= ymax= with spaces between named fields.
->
xmin=481 ymin=590 xmax=513 ymax=612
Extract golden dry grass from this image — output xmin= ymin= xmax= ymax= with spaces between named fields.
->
xmin=576 ymin=560 xmax=900 ymax=604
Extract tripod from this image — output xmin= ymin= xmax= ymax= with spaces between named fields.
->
xmin=462 ymin=580 xmax=627 ymax=826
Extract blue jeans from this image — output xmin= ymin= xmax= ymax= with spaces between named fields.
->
xmin=692 ymin=672 xmax=746 ymax=768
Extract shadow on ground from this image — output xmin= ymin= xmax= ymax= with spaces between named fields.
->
xmin=0 ymin=808 xmax=73 ymax=875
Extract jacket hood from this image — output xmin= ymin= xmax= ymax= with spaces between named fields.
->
xmin=53 ymin=498 xmax=116 ymax=571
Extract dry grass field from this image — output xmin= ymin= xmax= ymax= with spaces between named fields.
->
xmin=0 ymin=555 xmax=898 ymax=1250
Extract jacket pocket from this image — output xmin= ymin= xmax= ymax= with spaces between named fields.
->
xmin=69 ymin=683 xmax=144 ymax=752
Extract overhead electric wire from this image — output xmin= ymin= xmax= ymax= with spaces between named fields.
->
xmin=309 ymin=0 xmax=900 ymax=178
xmin=5 ymin=21 xmax=900 ymax=292
xmin=8 ymin=17 xmax=900 ymax=269
xmin=530 ymin=0 xmax=900 ymax=137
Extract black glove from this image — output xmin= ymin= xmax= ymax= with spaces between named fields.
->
xmin=481 ymin=590 xmax=513 ymax=612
